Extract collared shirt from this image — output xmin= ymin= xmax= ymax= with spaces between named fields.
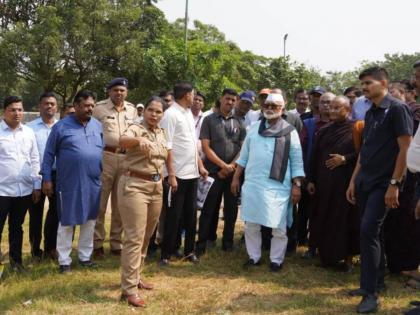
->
xmin=193 ymin=111 xmax=206 ymax=159
xmin=0 ymin=120 xmax=41 ymax=197
xmin=351 ymin=96 xmax=372 ymax=120
xmin=289 ymin=107 xmax=310 ymax=116
xmin=160 ymin=102 xmax=199 ymax=179
xmin=200 ymin=112 xmax=246 ymax=174
xmin=92 ymin=98 xmax=137 ymax=148
xmin=122 ymin=122 xmax=168 ymax=175
xmin=27 ymin=116 xmax=58 ymax=166
xmin=358 ymin=94 xmax=413 ymax=190
xmin=407 ymin=126 xmax=420 ymax=173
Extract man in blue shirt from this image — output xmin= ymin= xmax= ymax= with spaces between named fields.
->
xmin=42 ymin=90 xmax=103 ymax=273
xmin=347 ymin=67 xmax=413 ymax=314
xmin=27 ymin=92 xmax=58 ymax=260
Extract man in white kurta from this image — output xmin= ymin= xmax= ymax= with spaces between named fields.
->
xmin=231 ymin=93 xmax=304 ymax=271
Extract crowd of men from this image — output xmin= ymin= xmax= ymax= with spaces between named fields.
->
xmin=0 ymin=62 xmax=420 ymax=314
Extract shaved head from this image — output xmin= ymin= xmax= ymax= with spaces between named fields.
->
xmin=330 ymin=95 xmax=351 ymax=122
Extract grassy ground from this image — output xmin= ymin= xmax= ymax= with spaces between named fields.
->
xmin=0 ymin=219 xmax=418 ymax=315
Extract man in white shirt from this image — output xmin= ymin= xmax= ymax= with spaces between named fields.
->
xmin=159 ymin=82 xmax=208 ymax=266
xmin=191 ymin=91 xmax=207 ymax=159
xmin=0 ymin=96 xmax=41 ymax=271
xmin=27 ymin=92 xmax=58 ymax=260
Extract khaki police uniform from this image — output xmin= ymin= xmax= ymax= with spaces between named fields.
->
xmin=118 ymin=122 xmax=168 ymax=296
xmin=92 ymin=98 xmax=137 ymax=251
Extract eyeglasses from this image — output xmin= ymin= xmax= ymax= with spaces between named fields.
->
xmin=262 ymin=103 xmax=283 ymax=110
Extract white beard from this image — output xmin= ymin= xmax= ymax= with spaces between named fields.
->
xmin=263 ymin=111 xmax=282 ymax=120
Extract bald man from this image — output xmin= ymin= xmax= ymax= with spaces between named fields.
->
xmin=306 ymin=96 xmax=360 ymax=270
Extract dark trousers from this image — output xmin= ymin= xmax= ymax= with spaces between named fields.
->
xmin=357 ymin=186 xmax=388 ymax=295
xmin=161 ymin=178 xmax=198 ymax=259
xmin=296 ymin=189 xmax=311 ymax=245
xmin=208 ymin=206 xmax=220 ymax=242
xmin=29 ymin=176 xmax=58 ymax=256
xmin=0 ymin=195 xmax=32 ymax=264
xmin=197 ymin=174 xmax=238 ymax=252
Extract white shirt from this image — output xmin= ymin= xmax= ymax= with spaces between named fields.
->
xmin=289 ymin=108 xmax=310 ymax=116
xmin=27 ymin=116 xmax=57 ymax=165
xmin=160 ymin=102 xmax=199 ymax=179
xmin=407 ymin=127 xmax=420 ymax=173
xmin=0 ymin=120 xmax=41 ymax=197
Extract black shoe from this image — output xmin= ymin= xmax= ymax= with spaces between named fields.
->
xmin=410 ymin=301 xmax=420 ymax=307
xmin=59 ymin=265 xmax=71 ymax=274
xmin=31 ymin=249 xmax=44 ymax=261
xmin=349 ymin=288 xmax=367 ymax=297
xmin=270 ymin=262 xmax=283 ymax=272
xmin=79 ymin=260 xmax=97 ymax=268
xmin=243 ymin=259 xmax=260 ymax=268
xmin=185 ymin=254 xmax=200 ymax=264
xmin=357 ymin=294 xmax=378 ymax=313
xmin=301 ymin=248 xmax=316 ymax=259
xmin=222 ymin=244 xmax=235 ymax=252
xmin=159 ymin=259 xmax=170 ymax=267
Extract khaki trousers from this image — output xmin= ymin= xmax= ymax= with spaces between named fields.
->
xmin=118 ymin=175 xmax=162 ymax=296
xmin=94 ymin=151 xmax=125 ymax=251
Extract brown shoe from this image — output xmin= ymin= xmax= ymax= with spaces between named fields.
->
xmin=93 ymin=247 xmax=105 ymax=260
xmin=110 ymin=249 xmax=121 ymax=256
xmin=121 ymin=294 xmax=146 ymax=308
xmin=138 ymin=279 xmax=154 ymax=290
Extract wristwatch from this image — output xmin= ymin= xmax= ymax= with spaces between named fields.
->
xmin=389 ymin=178 xmax=402 ymax=188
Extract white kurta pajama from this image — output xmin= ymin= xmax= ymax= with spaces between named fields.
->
xmin=236 ymin=121 xmax=304 ymax=264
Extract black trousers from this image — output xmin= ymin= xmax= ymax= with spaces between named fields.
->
xmin=357 ymin=186 xmax=388 ymax=295
xmin=0 ymin=195 xmax=32 ymax=264
xmin=161 ymin=178 xmax=198 ymax=259
xmin=29 ymin=189 xmax=58 ymax=256
xmin=296 ymin=189 xmax=311 ymax=245
xmin=197 ymin=174 xmax=238 ymax=252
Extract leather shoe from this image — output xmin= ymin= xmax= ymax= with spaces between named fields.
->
xmin=349 ymin=284 xmax=386 ymax=297
xmin=243 ymin=259 xmax=260 ymax=268
xmin=59 ymin=265 xmax=71 ymax=274
xmin=121 ymin=294 xmax=146 ymax=308
xmin=185 ymin=254 xmax=200 ymax=264
xmin=93 ymin=247 xmax=105 ymax=260
xmin=138 ymin=279 xmax=154 ymax=290
xmin=270 ymin=262 xmax=283 ymax=272
xmin=357 ymin=294 xmax=378 ymax=313
xmin=79 ymin=260 xmax=97 ymax=268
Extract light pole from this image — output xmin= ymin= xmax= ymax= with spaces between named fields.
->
xmin=283 ymin=33 xmax=288 ymax=58
xmin=184 ymin=0 xmax=189 ymax=62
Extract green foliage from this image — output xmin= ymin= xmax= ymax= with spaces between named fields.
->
xmin=1 ymin=2 xmax=418 ymax=111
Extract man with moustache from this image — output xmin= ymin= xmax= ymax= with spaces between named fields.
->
xmin=27 ymin=92 xmax=59 ymax=260
xmin=231 ymin=93 xmax=304 ymax=271
xmin=196 ymin=88 xmax=246 ymax=256
xmin=42 ymin=90 xmax=103 ymax=273
xmin=92 ymin=78 xmax=137 ymax=259
xmin=346 ymin=67 xmax=413 ymax=313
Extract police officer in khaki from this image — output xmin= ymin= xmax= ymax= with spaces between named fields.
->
xmin=92 ymin=77 xmax=137 ymax=258
xmin=118 ymin=96 xmax=176 ymax=307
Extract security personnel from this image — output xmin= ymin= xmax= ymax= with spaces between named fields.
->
xmin=118 ymin=96 xmax=174 ymax=307
xmin=92 ymin=77 xmax=137 ymax=258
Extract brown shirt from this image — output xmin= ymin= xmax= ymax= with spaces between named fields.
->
xmin=93 ymin=98 xmax=137 ymax=147
xmin=122 ymin=123 xmax=168 ymax=175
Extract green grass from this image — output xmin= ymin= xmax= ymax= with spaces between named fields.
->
xmin=0 ymin=220 xmax=418 ymax=314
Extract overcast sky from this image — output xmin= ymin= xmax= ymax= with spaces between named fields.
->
xmin=156 ymin=0 xmax=419 ymax=73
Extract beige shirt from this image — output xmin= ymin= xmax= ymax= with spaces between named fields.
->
xmin=122 ymin=123 xmax=168 ymax=175
xmin=93 ymin=98 xmax=137 ymax=147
